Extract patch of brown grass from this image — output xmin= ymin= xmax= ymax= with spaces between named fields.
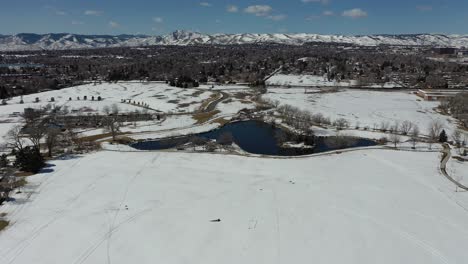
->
xmin=14 ymin=172 xmax=34 ymax=177
xmin=193 ymin=110 xmax=220 ymax=124
xmin=113 ymin=136 xmax=135 ymax=145
xmin=199 ymin=93 xmax=221 ymax=110
xmin=233 ymin=92 xmax=251 ymax=99
xmin=191 ymin=90 xmax=205 ymax=97
xmin=453 ymin=156 xmax=468 ymax=162
xmin=212 ymin=117 xmax=229 ymax=126
xmin=0 ymin=220 xmax=8 ymax=232
xmin=240 ymin=99 xmax=253 ymax=104
xmin=79 ymin=132 xmax=129 ymax=142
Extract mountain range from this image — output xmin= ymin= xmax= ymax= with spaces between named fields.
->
xmin=0 ymin=30 xmax=467 ymax=51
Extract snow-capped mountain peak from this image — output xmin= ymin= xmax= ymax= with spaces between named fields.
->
xmin=0 ymin=31 xmax=467 ymax=51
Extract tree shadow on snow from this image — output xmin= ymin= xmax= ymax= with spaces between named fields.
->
xmin=55 ymin=154 xmax=82 ymax=161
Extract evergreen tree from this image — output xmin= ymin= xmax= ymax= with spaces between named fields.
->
xmin=14 ymin=147 xmax=45 ymax=173
xmin=0 ymin=154 xmax=8 ymax=168
xmin=439 ymin=130 xmax=448 ymax=143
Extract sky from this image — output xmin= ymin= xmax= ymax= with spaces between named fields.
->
xmin=0 ymin=0 xmax=467 ymax=36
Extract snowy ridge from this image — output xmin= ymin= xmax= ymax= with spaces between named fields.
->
xmin=1 ymin=30 xmax=468 ymax=51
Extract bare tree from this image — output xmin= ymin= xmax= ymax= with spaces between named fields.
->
xmin=333 ymin=118 xmax=349 ymax=130
xmin=103 ymin=116 xmax=122 ymax=141
xmin=63 ymin=126 xmax=82 ymax=152
xmin=452 ymin=130 xmax=462 ymax=147
xmin=454 ymin=173 xmax=465 ymax=192
xmin=26 ymin=123 xmax=46 ymax=150
xmin=389 ymin=133 xmax=401 ymax=148
xmin=458 ymin=133 xmax=467 ymax=156
xmin=410 ymin=125 xmax=420 ymax=149
xmin=390 ymin=121 xmax=400 ymax=134
xmin=45 ymin=127 xmax=61 ymax=157
xmin=190 ymin=136 xmax=208 ymax=151
xmin=111 ymin=104 xmax=120 ymax=115
xmin=103 ymin=105 xmax=111 ymax=115
xmin=400 ymin=121 xmax=414 ymax=135
xmin=428 ymin=120 xmax=443 ymax=149
xmin=21 ymin=109 xmax=41 ymax=125
xmin=4 ymin=125 xmax=27 ymax=152
xmin=380 ymin=121 xmax=390 ymax=132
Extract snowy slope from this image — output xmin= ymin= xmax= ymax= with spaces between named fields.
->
xmin=264 ymin=89 xmax=459 ymax=135
xmin=0 ymin=150 xmax=468 ymax=263
xmin=1 ymin=31 xmax=468 ymax=51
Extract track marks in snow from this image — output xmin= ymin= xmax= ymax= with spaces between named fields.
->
xmin=106 ymin=153 xmax=161 ymax=264
xmin=0 ymin=156 xmax=87 ymax=263
xmin=73 ymin=207 xmax=155 ymax=264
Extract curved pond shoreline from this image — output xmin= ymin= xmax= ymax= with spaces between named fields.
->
xmin=130 ymin=120 xmax=377 ymax=156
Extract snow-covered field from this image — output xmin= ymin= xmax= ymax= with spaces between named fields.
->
xmin=448 ymin=157 xmax=468 ymax=186
xmin=0 ymin=82 xmax=214 ymax=116
xmin=266 ymin=74 xmax=402 ymax=88
xmin=267 ymin=74 xmax=353 ymax=87
xmin=0 ymin=82 xmax=256 ymax=144
xmin=265 ymin=89 xmax=459 ymax=135
xmin=1 ymin=149 xmax=468 ymax=264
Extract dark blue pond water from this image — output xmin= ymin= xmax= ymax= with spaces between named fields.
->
xmin=131 ymin=120 xmax=377 ymax=156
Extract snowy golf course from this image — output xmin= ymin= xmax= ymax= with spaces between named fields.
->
xmin=0 ymin=80 xmax=468 ymax=264
xmin=264 ymin=88 xmax=459 ymax=135
xmin=0 ymin=150 xmax=467 ymax=264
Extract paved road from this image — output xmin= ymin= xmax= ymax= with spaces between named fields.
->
xmin=440 ymin=144 xmax=468 ymax=191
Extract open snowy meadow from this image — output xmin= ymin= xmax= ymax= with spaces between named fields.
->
xmin=264 ymin=88 xmax=459 ymax=135
xmin=0 ymin=150 xmax=468 ymax=264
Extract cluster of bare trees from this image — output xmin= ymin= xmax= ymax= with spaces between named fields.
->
xmin=323 ymin=132 xmax=358 ymax=149
xmin=451 ymin=129 xmax=468 ymax=156
xmin=440 ymin=93 xmax=468 ymax=127
xmin=275 ymin=103 xmax=340 ymax=133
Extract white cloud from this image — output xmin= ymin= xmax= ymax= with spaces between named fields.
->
xmin=84 ymin=10 xmax=102 ymax=16
xmin=268 ymin=14 xmax=287 ymax=21
xmin=416 ymin=5 xmax=433 ymax=12
xmin=153 ymin=17 xmax=163 ymax=23
xmin=55 ymin=10 xmax=67 ymax=16
xmin=306 ymin=15 xmax=321 ymax=21
xmin=301 ymin=0 xmax=329 ymax=4
xmin=342 ymin=8 xmax=368 ymax=18
xmin=109 ymin=21 xmax=120 ymax=28
xmin=244 ymin=5 xmax=273 ymax=17
xmin=45 ymin=6 xmax=68 ymax=16
xmin=226 ymin=5 xmax=239 ymax=13
xmin=199 ymin=2 xmax=212 ymax=7
xmin=323 ymin=10 xmax=334 ymax=16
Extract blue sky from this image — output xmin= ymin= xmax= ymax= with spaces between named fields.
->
xmin=0 ymin=0 xmax=467 ymax=35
